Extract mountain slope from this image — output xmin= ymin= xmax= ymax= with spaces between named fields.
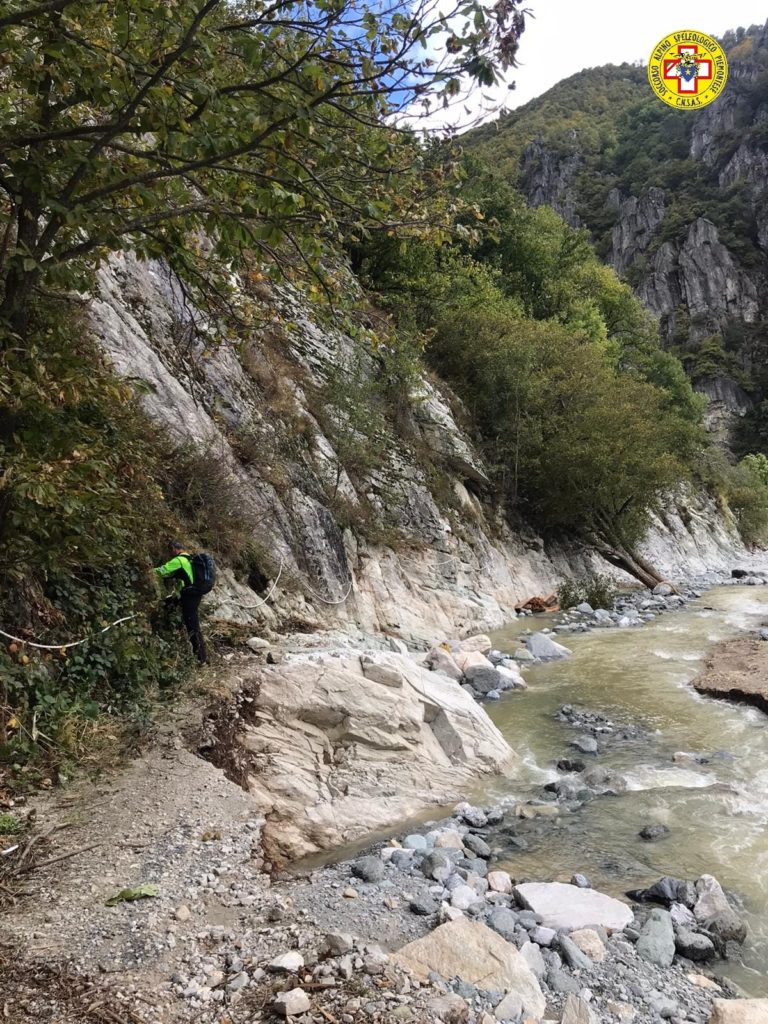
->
xmin=466 ymin=22 xmax=768 ymax=449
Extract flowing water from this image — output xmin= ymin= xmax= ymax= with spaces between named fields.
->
xmin=487 ymin=586 xmax=768 ymax=995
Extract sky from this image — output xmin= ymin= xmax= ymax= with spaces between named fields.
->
xmin=429 ymin=0 xmax=768 ymax=131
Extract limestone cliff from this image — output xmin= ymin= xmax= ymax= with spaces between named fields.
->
xmin=88 ymin=253 xmax=745 ymax=648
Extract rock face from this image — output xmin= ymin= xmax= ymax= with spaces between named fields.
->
xmin=90 ymin=252 xmax=748 ymax=651
xmin=393 ymin=918 xmax=546 ymax=1020
xmin=232 ymin=653 xmax=517 ymax=859
xmin=514 ymin=882 xmax=634 ymax=931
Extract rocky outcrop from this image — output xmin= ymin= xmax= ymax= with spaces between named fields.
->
xmin=608 ymin=187 xmax=665 ymax=275
xmin=226 ymin=652 xmax=517 ymax=860
xmin=638 ymin=218 xmax=759 ymax=342
xmin=519 ymin=140 xmax=582 ymax=227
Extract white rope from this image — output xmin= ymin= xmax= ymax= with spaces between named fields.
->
xmin=235 ymin=559 xmax=284 ymax=610
xmin=301 ymin=575 xmax=354 ymax=606
xmin=0 ymin=614 xmax=140 ymax=652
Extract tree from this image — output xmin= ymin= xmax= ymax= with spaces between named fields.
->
xmin=0 ymin=0 xmax=529 ymax=336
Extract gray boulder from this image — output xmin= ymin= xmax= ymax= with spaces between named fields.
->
xmin=558 ymin=934 xmax=593 ymax=971
xmin=674 ymin=927 xmax=716 ymax=962
xmin=421 ymin=851 xmax=453 ymax=883
xmin=572 ymin=735 xmax=598 ymax=755
xmin=636 ymin=908 xmax=675 ymax=967
xmin=352 ymin=856 xmax=385 ymax=883
xmin=463 ymin=833 xmax=491 ymax=859
xmin=653 ymin=583 xmax=674 ymax=596
xmin=487 ymin=908 xmax=519 ymax=942
xmin=464 ymin=664 xmax=502 ymax=694
xmin=526 ymin=632 xmax=572 ymax=661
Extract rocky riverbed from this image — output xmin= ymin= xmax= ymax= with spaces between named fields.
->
xmin=6 ymin=568 xmax=768 ymax=1024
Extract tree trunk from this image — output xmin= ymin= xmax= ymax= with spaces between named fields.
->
xmin=0 ymin=263 xmax=39 ymax=337
xmin=589 ymin=534 xmax=666 ymax=590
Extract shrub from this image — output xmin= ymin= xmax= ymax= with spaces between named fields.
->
xmin=558 ymin=573 xmax=617 ymax=610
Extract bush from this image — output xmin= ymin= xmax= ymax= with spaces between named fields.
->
xmin=558 ymin=573 xmax=617 ymax=610
xmin=0 ymin=305 xmax=194 ymax=769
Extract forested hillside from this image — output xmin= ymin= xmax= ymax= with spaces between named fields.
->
xmin=468 ymin=22 xmax=768 ymax=453
xmin=0 ymin=3 xmax=765 ymax=771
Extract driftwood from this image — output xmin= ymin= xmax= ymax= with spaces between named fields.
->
xmin=515 ymin=592 xmax=560 ymax=614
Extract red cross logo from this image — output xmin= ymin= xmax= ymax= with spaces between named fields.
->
xmin=662 ymin=45 xmax=713 ymax=94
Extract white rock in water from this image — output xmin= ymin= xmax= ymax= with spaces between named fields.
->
xmin=513 ymin=882 xmax=633 ymax=931
xmin=525 ymin=632 xmax=572 ymax=661
xmin=246 ymin=636 xmax=271 ymax=650
xmin=273 ymin=987 xmax=311 ymax=1017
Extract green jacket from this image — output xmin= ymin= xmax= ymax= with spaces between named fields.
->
xmin=154 ymin=553 xmax=194 ymax=591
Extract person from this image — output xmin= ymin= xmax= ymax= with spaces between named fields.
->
xmin=154 ymin=540 xmax=207 ymax=664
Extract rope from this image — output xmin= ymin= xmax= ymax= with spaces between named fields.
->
xmin=301 ymin=575 xmax=354 ymax=606
xmin=0 ymin=614 xmax=140 ymax=652
xmin=235 ymin=559 xmax=284 ymax=610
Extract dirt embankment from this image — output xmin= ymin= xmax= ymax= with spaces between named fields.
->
xmin=693 ymin=635 xmax=768 ymax=714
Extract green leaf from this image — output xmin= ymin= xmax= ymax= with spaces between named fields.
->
xmin=105 ymin=884 xmax=158 ymax=906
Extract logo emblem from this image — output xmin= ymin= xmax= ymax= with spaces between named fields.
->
xmin=648 ymin=30 xmax=728 ymax=108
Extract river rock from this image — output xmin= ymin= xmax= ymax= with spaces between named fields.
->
xmin=639 ymin=823 xmax=670 ymax=842
xmin=593 ymin=609 xmax=613 ymax=624
xmin=493 ymin=991 xmax=523 ymax=1021
xmin=571 ymin=735 xmax=598 ymax=755
xmin=404 ymin=833 xmax=428 ymax=851
xmin=568 ymin=928 xmax=606 ymax=962
xmin=531 ymin=926 xmax=556 ymax=947
xmin=434 ymin=830 xmax=465 ymax=851
xmin=426 ymin=647 xmax=465 ymax=682
xmin=463 ymin=833 xmax=491 ymax=858
xmin=459 ymin=634 xmax=493 ymax=654
xmin=274 ymin=987 xmax=311 ymax=1017
xmin=429 ymin=993 xmax=470 ymax=1023
xmin=454 ymin=650 xmax=492 ymax=672
xmin=520 ymin=941 xmax=547 ymax=979
xmin=487 ymin=908 xmax=519 ymax=942
xmin=675 ymin=927 xmax=716 ymax=962
xmin=561 ymin=994 xmax=597 ymax=1024
xmin=246 ymin=636 xmax=271 ymax=650
xmin=464 ymin=664 xmax=502 ymax=695
xmin=410 ymin=895 xmax=440 ymax=916
xmin=454 ymin=803 xmax=488 ymax=827
xmin=322 ymin=933 xmax=354 ymax=956
xmin=393 ymin=919 xmax=546 ymax=1019
xmin=575 ymin=603 xmax=594 ymax=615
xmin=558 ymin=934 xmax=592 ymax=971
xmin=526 ymin=632 xmax=572 ymax=660
xmin=352 ymin=856 xmax=385 ymax=883
xmin=451 ymin=885 xmax=482 ymax=911
xmin=514 ymin=882 xmax=633 ymax=931
xmin=653 ymin=583 xmax=674 ymax=596
xmin=636 ymin=908 xmax=675 ymax=967
xmin=547 ymin=967 xmax=581 ymax=994
xmin=422 ymin=851 xmax=453 ymax=882
xmin=487 ymin=871 xmax=513 ymax=894
xmin=496 ymin=664 xmax=525 ymax=689
xmin=694 ymin=875 xmax=747 ymax=943
xmin=710 ymin=1000 xmax=768 ymax=1024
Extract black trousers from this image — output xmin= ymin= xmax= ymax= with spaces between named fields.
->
xmin=180 ymin=588 xmax=207 ymax=664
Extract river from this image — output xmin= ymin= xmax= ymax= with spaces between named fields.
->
xmin=488 ymin=585 xmax=768 ymax=996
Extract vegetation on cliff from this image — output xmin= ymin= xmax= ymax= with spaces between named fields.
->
xmin=0 ymin=3 xmax=765 ymax=772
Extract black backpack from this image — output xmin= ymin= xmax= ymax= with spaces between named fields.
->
xmin=190 ymin=552 xmax=217 ymax=594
